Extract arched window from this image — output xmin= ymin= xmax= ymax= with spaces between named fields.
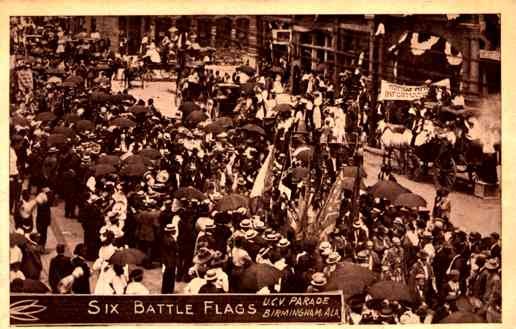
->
xmin=197 ymin=18 xmax=212 ymax=47
xmin=216 ymin=17 xmax=232 ymax=48
xmin=236 ymin=17 xmax=250 ymax=47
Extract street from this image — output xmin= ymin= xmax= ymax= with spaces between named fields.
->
xmin=38 ymin=82 xmax=501 ymax=294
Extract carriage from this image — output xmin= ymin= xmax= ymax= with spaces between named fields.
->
xmin=404 ymin=106 xmax=499 ymax=191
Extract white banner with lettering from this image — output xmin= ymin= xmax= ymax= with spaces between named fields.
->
xmin=378 ymin=79 xmax=450 ymax=101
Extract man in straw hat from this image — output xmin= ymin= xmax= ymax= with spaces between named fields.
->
xmin=160 ymin=223 xmax=178 ymax=293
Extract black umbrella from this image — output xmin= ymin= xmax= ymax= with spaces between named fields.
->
xmin=394 ymin=192 xmax=427 ymax=208
xmin=11 ymin=115 xmax=30 ymax=127
xmin=273 ymin=103 xmax=293 ymax=113
xmin=185 ymin=110 xmax=208 ymax=124
xmin=292 ymin=167 xmax=309 ymax=180
xmin=47 ymin=133 xmax=68 ymax=146
xmin=75 ymin=119 xmax=95 ymax=132
xmin=52 ymin=126 xmax=75 ymax=137
xmin=110 ymin=117 xmax=136 ymax=128
xmin=64 ymin=75 xmax=84 ymax=85
xmin=439 ymin=311 xmax=485 ymax=324
xmin=139 ymin=148 xmax=162 ymax=160
xmin=368 ymin=181 xmax=411 ymax=201
xmin=325 ymin=262 xmax=378 ymax=298
xmin=237 ymin=263 xmax=281 ymax=292
xmin=35 ymin=112 xmax=56 ymax=122
xmin=178 ymin=102 xmax=201 ymax=116
xmin=215 ymin=194 xmax=249 ymax=212
xmin=367 ymin=281 xmax=415 ymax=303
xmin=63 ymin=113 xmax=81 ymax=123
xmin=120 ymin=163 xmax=147 ymax=177
xmin=110 ymin=248 xmax=146 ymax=265
xmin=240 ymin=123 xmax=266 ymax=136
xmin=92 ymin=164 xmax=117 ymax=177
xmin=129 ymin=105 xmax=148 ymax=115
xmin=174 ymin=186 xmax=207 ymax=201
xmin=123 ymin=154 xmax=154 ymax=167
xmin=97 ymin=154 xmax=121 ymax=166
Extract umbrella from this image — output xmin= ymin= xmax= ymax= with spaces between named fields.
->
xmin=439 ymin=311 xmax=485 ymax=324
xmin=75 ymin=119 xmax=95 ymax=131
xmin=237 ymin=65 xmax=256 ymax=76
xmin=52 ymin=126 xmax=75 ymax=137
xmin=93 ymin=164 xmax=117 ymax=177
xmin=273 ymin=103 xmax=293 ymax=113
xmin=21 ymin=279 xmax=51 ymax=293
xmin=90 ymin=91 xmax=111 ymax=102
xmin=368 ymin=181 xmax=411 ymax=201
xmin=292 ymin=167 xmax=309 ymax=180
xmin=62 ymin=81 xmax=78 ymax=88
xmin=63 ymin=113 xmax=81 ymax=123
xmin=11 ymin=115 xmax=30 ymax=127
xmin=178 ymin=102 xmax=201 ymax=116
xmin=341 ymin=177 xmax=367 ymax=191
xmin=204 ymin=117 xmax=234 ymax=134
xmin=110 ymin=248 xmax=146 ymax=265
xmin=394 ymin=192 xmax=427 ymax=208
xmin=185 ymin=110 xmax=208 ymax=126
xmin=240 ymin=123 xmax=266 ymax=136
xmin=10 ymin=233 xmax=28 ymax=246
xmin=139 ymin=148 xmax=162 ymax=160
xmin=215 ymin=194 xmax=249 ymax=212
xmin=367 ymin=281 xmax=415 ymax=303
xmin=47 ymin=76 xmax=62 ymax=84
xmin=47 ymin=133 xmax=68 ymax=146
xmin=64 ymin=75 xmax=84 ymax=85
xmin=293 ymin=145 xmax=314 ymax=162
xmin=123 ymin=154 xmax=154 ymax=167
xmin=120 ymin=163 xmax=147 ymax=177
xmin=325 ymin=262 xmax=378 ymax=297
xmin=129 ymin=105 xmax=148 ymax=115
xmin=237 ymin=263 xmax=281 ymax=292
xmin=97 ymin=154 xmax=121 ymax=166
xmin=35 ymin=111 xmax=56 ymax=122
xmin=342 ymin=166 xmax=367 ymax=178
xmin=174 ymin=186 xmax=207 ymax=201
xmin=110 ymin=117 xmax=136 ymax=128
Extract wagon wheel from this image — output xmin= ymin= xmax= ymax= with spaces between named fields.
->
xmin=407 ymin=152 xmax=423 ymax=181
xmin=433 ymin=154 xmax=457 ymax=190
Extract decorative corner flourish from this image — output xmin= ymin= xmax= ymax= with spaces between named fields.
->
xmin=10 ymin=299 xmax=47 ymax=322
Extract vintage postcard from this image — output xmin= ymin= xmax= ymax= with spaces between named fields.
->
xmin=3 ymin=1 xmax=513 ymax=327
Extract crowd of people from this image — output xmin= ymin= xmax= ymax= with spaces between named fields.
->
xmin=9 ymin=17 xmax=501 ymax=324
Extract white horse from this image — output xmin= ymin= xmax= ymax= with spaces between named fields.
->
xmin=376 ymin=119 xmax=413 ymax=171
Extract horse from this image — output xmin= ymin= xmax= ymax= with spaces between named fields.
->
xmin=376 ymin=119 xmax=413 ymax=172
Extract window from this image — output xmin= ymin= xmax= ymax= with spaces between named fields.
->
xmin=216 ymin=17 xmax=232 ymax=48
xmin=236 ymin=18 xmax=249 ymax=47
xmin=197 ymin=18 xmax=212 ymax=47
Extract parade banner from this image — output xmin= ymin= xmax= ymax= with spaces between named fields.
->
xmin=378 ymin=80 xmax=430 ymax=101
xmin=10 ymin=293 xmax=343 ymax=325
xmin=378 ymin=79 xmax=451 ymax=101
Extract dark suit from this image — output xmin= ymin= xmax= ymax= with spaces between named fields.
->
xmin=71 ymin=256 xmax=91 ymax=294
xmin=199 ymin=282 xmax=224 ymax=294
xmin=160 ymin=235 xmax=178 ymax=294
xmin=36 ymin=197 xmax=52 ymax=247
xmin=49 ymin=254 xmax=72 ymax=293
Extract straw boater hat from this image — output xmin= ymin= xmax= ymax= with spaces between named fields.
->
xmin=205 ymin=269 xmax=218 ymax=282
xmin=319 ymin=241 xmax=332 ymax=252
xmin=164 ymin=223 xmax=176 ymax=232
xmin=245 ymin=229 xmax=258 ymax=240
xmin=310 ymin=272 xmax=327 ymax=287
xmin=326 ymin=252 xmax=342 ymax=264
xmin=485 ymin=258 xmax=499 ymax=270
xmin=240 ymin=219 xmax=252 ymax=230
xmin=193 ymin=247 xmax=213 ymax=265
xmin=277 ymin=238 xmax=290 ymax=248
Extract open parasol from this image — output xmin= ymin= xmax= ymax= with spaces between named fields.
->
xmin=215 ymin=194 xmax=249 ymax=212
xmin=110 ymin=248 xmax=146 ymax=265
xmin=325 ymin=262 xmax=378 ymax=298
xmin=236 ymin=263 xmax=281 ymax=292
xmin=174 ymin=186 xmax=207 ymax=201
xmin=139 ymin=148 xmax=162 ymax=160
xmin=75 ymin=119 xmax=95 ymax=132
xmin=97 ymin=154 xmax=121 ymax=167
xmin=394 ymin=192 xmax=427 ymax=208
xmin=240 ymin=123 xmax=266 ymax=136
xmin=35 ymin=111 xmax=56 ymax=122
xmin=273 ymin=103 xmax=294 ymax=113
xmin=110 ymin=117 xmax=136 ymax=128
xmin=47 ymin=133 xmax=68 ymax=146
xmin=368 ymin=180 xmax=412 ymax=201
xmin=129 ymin=105 xmax=148 ymax=115
xmin=178 ymin=102 xmax=201 ymax=116
xmin=120 ymin=163 xmax=147 ymax=177
xmin=52 ymin=126 xmax=75 ymax=137
xmin=237 ymin=65 xmax=256 ymax=76
xmin=92 ymin=164 xmax=117 ymax=177
xmin=367 ymin=281 xmax=415 ymax=303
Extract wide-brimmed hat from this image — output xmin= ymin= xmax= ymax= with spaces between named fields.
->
xmin=277 ymin=238 xmax=290 ymax=248
xmin=319 ymin=241 xmax=332 ymax=251
xmin=205 ymin=269 xmax=218 ymax=282
xmin=421 ymin=231 xmax=433 ymax=239
xmin=264 ymin=233 xmax=280 ymax=242
xmin=352 ymin=220 xmax=362 ymax=228
xmin=415 ymin=273 xmax=426 ymax=280
xmin=310 ymin=272 xmax=327 ymax=287
xmin=485 ymin=258 xmax=499 ymax=270
xmin=240 ymin=219 xmax=252 ymax=229
xmin=48 ymin=146 xmax=59 ymax=153
xmin=193 ymin=247 xmax=213 ymax=265
xmin=245 ymin=229 xmax=258 ymax=240
xmin=164 ymin=223 xmax=176 ymax=232
xmin=326 ymin=252 xmax=342 ymax=264
xmin=356 ymin=249 xmax=369 ymax=262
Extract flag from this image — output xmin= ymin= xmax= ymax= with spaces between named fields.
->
xmin=316 ymin=170 xmax=346 ymax=240
xmin=250 ymin=146 xmax=275 ymax=198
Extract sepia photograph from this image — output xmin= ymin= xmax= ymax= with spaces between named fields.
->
xmin=8 ymin=13 xmax=502 ymax=325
